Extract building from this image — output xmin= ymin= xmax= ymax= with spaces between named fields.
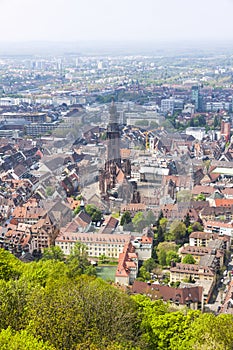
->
xmin=204 ymin=220 xmax=233 ymax=238
xmin=189 ymin=231 xmax=230 ymax=249
xmin=55 ymin=232 xmax=132 ymax=257
xmin=221 ymin=118 xmax=231 ymax=142
xmin=115 ymin=242 xmax=138 ymax=285
xmin=191 ymin=86 xmax=200 ymax=112
xmin=132 ymin=281 xmax=204 ymax=310
xmin=186 ymin=127 xmax=206 ymax=141
xmin=99 ymin=99 xmax=139 ymax=203
xmin=170 ymin=262 xmax=216 ymax=303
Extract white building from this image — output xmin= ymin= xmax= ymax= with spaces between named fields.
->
xmin=186 ymin=127 xmax=206 ymax=141
xmin=55 ymin=232 xmax=132 ymax=258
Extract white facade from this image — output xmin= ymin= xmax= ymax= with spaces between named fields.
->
xmin=186 ymin=127 xmax=206 ymax=141
xmin=55 ymin=232 xmax=131 ymax=258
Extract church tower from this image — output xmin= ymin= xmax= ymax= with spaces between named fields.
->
xmin=106 ymin=98 xmax=121 ymax=168
xmin=99 ymin=99 xmax=140 ymax=204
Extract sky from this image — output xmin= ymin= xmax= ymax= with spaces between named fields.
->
xmin=1 ymin=0 xmax=233 ymax=43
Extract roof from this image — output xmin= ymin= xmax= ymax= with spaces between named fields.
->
xmin=132 ymin=281 xmax=203 ymax=304
xmin=170 ymin=263 xmax=215 ymax=277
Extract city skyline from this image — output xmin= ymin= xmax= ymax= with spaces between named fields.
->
xmin=1 ymin=0 xmax=233 ymax=44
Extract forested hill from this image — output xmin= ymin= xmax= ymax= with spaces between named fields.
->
xmin=0 ymin=248 xmax=232 ymax=350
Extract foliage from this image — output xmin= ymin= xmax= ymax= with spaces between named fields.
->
xmin=120 ymin=211 xmax=132 ymax=226
xmin=168 ymin=220 xmax=187 ymax=242
xmin=166 ymin=251 xmax=180 ymax=266
xmin=42 ymin=246 xmax=64 ymax=261
xmin=156 ymin=242 xmax=179 ymax=267
xmin=180 ymin=313 xmax=233 ymax=349
xmin=85 ymin=204 xmax=102 ymax=222
xmin=1 ymin=245 xmax=233 ymax=349
xmin=195 ymin=193 xmax=206 ymax=201
xmin=146 ymin=211 xmax=156 ymax=226
xmin=0 ymin=327 xmax=55 ymax=350
xmin=0 ymin=249 xmax=22 ymax=281
xmin=182 ymin=254 xmax=196 ymax=264
xmin=188 ymin=221 xmax=203 ymax=234
xmin=66 ymin=242 xmax=95 ymax=278
xmin=138 ymin=266 xmax=151 ymax=281
xmin=26 ymin=276 xmax=141 ymax=350
xmin=132 ymin=212 xmax=147 ymax=231
xmin=143 ymin=258 xmax=156 ymax=272
xmin=45 ymin=187 xmax=54 ymax=197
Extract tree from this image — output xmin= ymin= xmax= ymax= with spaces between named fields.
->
xmin=85 ymin=204 xmax=102 ymax=223
xmin=0 ymin=327 xmax=55 ymax=350
xmin=132 ymin=212 xmax=147 ymax=231
xmin=195 ymin=193 xmax=206 ymax=201
xmin=26 ymin=276 xmax=141 ymax=350
xmin=45 ymin=187 xmax=54 ymax=197
xmin=166 ymin=251 xmax=180 ymax=266
xmin=120 ymin=211 xmax=132 ymax=226
xmin=156 ymin=210 xmax=164 ymax=227
xmin=184 ymin=213 xmax=191 ymax=228
xmin=157 ymin=242 xmax=179 ymax=267
xmin=182 ymin=254 xmax=196 ymax=264
xmin=42 ymin=246 xmax=64 ymax=261
xmin=145 ymin=211 xmax=156 ymax=226
xmin=138 ymin=266 xmax=151 ymax=281
xmin=189 ymin=221 xmax=203 ymax=233
xmin=181 ymin=313 xmax=233 ymax=350
xmin=143 ymin=258 xmax=156 ymax=272
xmin=66 ymin=242 xmax=90 ymax=278
xmin=169 ymin=220 xmax=186 ymax=242
xmin=158 ymin=249 xmax=167 ymax=266
xmin=73 ymin=205 xmax=81 ymax=215
xmin=159 ymin=217 xmax=168 ymax=233
xmin=0 ymin=249 xmax=22 ymax=281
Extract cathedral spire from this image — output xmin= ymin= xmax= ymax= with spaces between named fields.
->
xmin=109 ymin=97 xmax=118 ymax=124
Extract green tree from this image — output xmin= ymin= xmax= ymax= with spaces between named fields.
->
xmin=169 ymin=220 xmax=186 ymax=242
xmin=195 ymin=193 xmax=206 ymax=201
xmin=45 ymin=187 xmax=54 ymax=197
xmin=85 ymin=204 xmax=102 ymax=223
xmin=73 ymin=205 xmax=81 ymax=215
xmin=132 ymin=212 xmax=147 ymax=231
xmin=158 ymin=249 xmax=167 ymax=266
xmin=120 ymin=211 xmax=132 ymax=226
xmin=159 ymin=217 xmax=168 ymax=233
xmin=189 ymin=221 xmax=203 ymax=233
xmin=184 ymin=213 xmax=191 ymax=228
xmin=66 ymin=242 xmax=91 ymax=278
xmin=156 ymin=210 xmax=164 ymax=227
xmin=182 ymin=254 xmax=196 ymax=265
xmin=0 ymin=327 xmax=55 ymax=350
xmin=181 ymin=313 xmax=233 ymax=350
xmin=166 ymin=251 xmax=180 ymax=266
xmin=143 ymin=258 xmax=156 ymax=272
xmin=42 ymin=246 xmax=64 ymax=261
xmin=157 ymin=242 xmax=179 ymax=267
xmin=26 ymin=276 xmax=140 ymax=350
xmin=146 ymin=211 xmax=156 ymax=226
xmin=0 ymin=249 xmax=22 ymax=281
xmin=138 ymin=266 xmax=151 ymax=281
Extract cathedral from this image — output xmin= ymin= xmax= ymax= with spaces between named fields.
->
xmin=99 ymin=99 xmax=140 ymax=204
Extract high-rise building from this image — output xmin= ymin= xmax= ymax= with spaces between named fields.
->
xmin=191 ymin=86 xmax=200 ymax=112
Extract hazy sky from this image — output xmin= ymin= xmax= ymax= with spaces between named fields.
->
xmin=1 ymin=0 xmax=233 ymax=42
